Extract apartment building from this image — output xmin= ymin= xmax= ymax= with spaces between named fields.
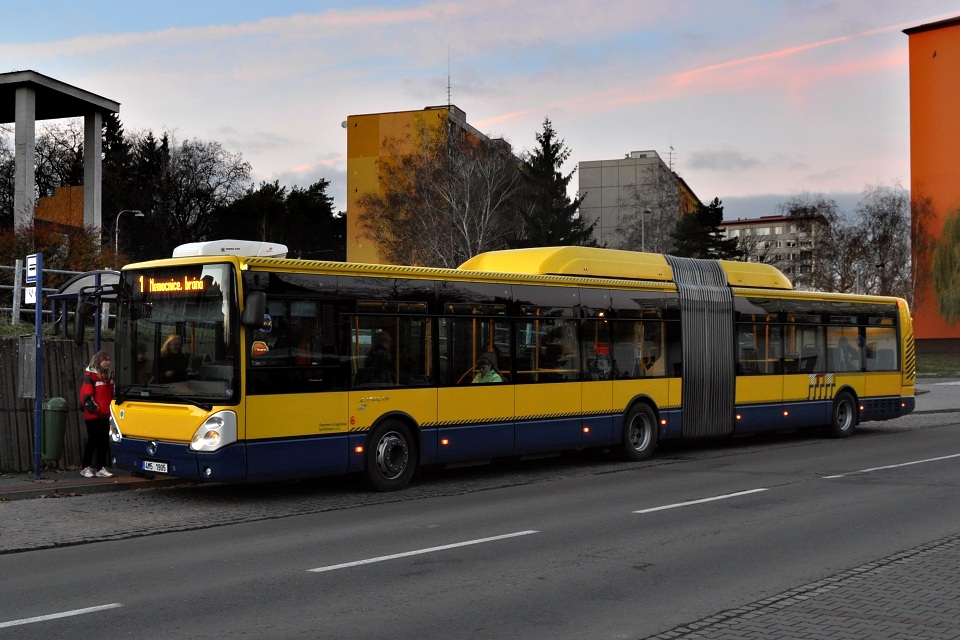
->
xmin=345 ymin=104 xmax=491 ymax=264
xmin=720 ymin=214 xmax=825 ymax=288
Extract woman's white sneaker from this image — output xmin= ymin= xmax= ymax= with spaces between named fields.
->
xmin=80 ymin=467 xmax=95 ymax=478
xmin=95 ymin=468 xmax=114 ymax=478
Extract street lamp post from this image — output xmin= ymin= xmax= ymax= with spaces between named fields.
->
xmin=641 ymin=207 xmax=652 ymax=252
xmin=115 ymin=209 xmax=144 ymax=254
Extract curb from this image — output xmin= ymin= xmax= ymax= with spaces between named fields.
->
xmin=0 ymin=474 xmax=188 ymax=502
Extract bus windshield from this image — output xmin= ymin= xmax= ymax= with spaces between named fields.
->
xmin=114 ymin=262 xmax=239 ymax=405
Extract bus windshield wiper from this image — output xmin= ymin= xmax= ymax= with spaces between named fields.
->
xmin=122 ymin=385 xmax=212 ymax=411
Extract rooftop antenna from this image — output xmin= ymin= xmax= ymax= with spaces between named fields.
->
xmin=668 ymin=143 xmax=675 ymax=172
xmin=447 ymin=46 xmax=452 ymax=108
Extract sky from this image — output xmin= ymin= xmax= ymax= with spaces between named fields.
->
xmin=2 ymin=1 xmax=959 ymax=220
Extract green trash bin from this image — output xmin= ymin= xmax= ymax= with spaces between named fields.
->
xmin=41 ymin=397 xmax=69 ymax=461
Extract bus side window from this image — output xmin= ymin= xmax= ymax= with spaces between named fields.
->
xmin=865 ymin=326 xmax=897 ymax=372
xmin=640 ymin=320 xmax=664 ymax=376
xmin=665 ymin=321 xmax=682 ymax=377
xmin=794 ymin=326 xmax=824 ymax=373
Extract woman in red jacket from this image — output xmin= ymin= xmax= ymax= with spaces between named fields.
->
xmin=79 ymin=350 xmax=114 ymax=478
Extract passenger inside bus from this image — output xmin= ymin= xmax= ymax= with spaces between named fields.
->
xmin=134 ymin=343 xmax=152 ymax=384
xmin=472 ymin=355 xmax=502 ymax=383
xmin=355 ymin=330 xmax=394 ymax=385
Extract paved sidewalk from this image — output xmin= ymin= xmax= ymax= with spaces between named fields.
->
xmin=645 ymin=534 xmax=960 ymax=639
xmin=914 ymin=377 xmax=960 ymax=413
xmin=0 ymin=467 xmax=185 ymax=501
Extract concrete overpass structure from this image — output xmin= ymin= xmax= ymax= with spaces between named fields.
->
xmin=0 ymin=70 xmax=119 ymax=231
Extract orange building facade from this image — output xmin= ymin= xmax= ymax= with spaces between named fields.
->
xmin=905 ymin=17 xmax=960 ymax=350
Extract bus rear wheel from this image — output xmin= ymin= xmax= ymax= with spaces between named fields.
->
xmin=366 ymin=420 xmax=417 ymax=491
xmin=826 ymin=391 xmax=857 ymax=438
xmin=619 ymin=404 xmax=658 ymax=461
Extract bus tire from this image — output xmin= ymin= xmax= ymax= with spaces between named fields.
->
xmin=619 ymin=404 xmax=658 ymax=461
xmin=826 ymin=391 xmax=857 ymax=438
xmin=366 ymin=420 xmax=418 ymax=491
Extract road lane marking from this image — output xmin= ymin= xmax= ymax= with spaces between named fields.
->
xmin=822 ymin=453 xmax=960 ymax=478
xmin=0 ymin=603 xmax=122 ymax=629
xmin=634 ymin=488 xmax=769 ymax=514
xmin=308 ymin=530 xmax=539 ymax=573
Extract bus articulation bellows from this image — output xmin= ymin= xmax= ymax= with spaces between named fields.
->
xmin=95 ymin=242 xmax=915 ymax=491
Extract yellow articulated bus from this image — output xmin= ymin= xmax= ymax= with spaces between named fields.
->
xmin=98 ymin=242 xmax=915 ymax=491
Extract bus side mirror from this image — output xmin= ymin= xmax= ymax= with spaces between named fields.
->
xmin=73 ymin=296 xmax=94 ymax=345
xmin=241 ymin=291 xmax=267 ymax=328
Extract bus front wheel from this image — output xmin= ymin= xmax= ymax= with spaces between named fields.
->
xmin=826 ymin=391 xmax=857 ymax=438
xmin=366 ymin=420 xmax=418 ymax=491
xmin=619 ymin=404 xmax=658 ymax=461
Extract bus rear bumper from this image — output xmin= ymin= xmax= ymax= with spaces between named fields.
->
xmin=860 ymin=395 xmax=915 ymax=421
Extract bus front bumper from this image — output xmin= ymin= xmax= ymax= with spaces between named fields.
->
xmin=112 ymin=437 xmax=247 ymax=483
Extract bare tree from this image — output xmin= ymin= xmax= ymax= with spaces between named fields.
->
xmin=778 ymin=185 xmax=915 ymax=296
xmin=35 ymin=121 xmax=86 ymax=198
xmin=0 ymin=120 xmax=86 ymax=227
xmin=144 ymin=134 xmax=252 ymax=255
xmin=616 ymin=166 xmax=680 ymax=253
xmin=778 ymin=193 xmax=845 ymax=291
xmin=910 ymin=189 xmax=937 ymax=309
xmin=853 ymin=182 xmax=912 ymax=299
xmin=357 ymin=119 xmax=519 ymax=267
xmin=735 ymin=231 xmax=777 ymax=264
xmin=438 ymin=138 xmax=519 ymax=265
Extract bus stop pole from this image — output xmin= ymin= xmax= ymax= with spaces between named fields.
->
xmin=33 ymin=254 xmax=44 ymax=479
xmin=94 ymin=273 xmax=102 ymax=353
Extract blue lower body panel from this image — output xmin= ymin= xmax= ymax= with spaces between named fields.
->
xmin=113 ymin=434 xmax=354 ymax=483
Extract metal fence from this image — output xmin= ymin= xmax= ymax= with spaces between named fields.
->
xmin=0 ymin=338 xmax=107 ymax=473
xmin=0 ymin=260 xmax=83 ymax=324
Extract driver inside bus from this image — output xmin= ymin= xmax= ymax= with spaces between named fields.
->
xmin=159 ymin=335 xmax=188 ymax=382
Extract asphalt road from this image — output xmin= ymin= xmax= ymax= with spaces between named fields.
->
xmin=1 ymin=411 xmax=958 ymax=639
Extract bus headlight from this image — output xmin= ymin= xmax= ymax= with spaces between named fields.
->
xmin=190 ymin=411 xmax=238 ymax=452
xmin=109 ymin=416 xmax=123 ymax=443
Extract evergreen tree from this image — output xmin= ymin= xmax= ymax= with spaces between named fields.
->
xmin=210 ymin=180 xmax=287 ymax=241
xmin=285 ymin=179 xmax=345 ymax=261
xmin=102 ymin=112 xmax=136 ymax=245
xmin=671 ymin=197 xmax=741 ymax=259
xmin=510 ymin=118 xmax=595 ymax=248
xmin=210 ymin=179 xmax=344 ymax=260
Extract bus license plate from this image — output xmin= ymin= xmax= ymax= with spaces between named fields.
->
xmin=143 ymin=460 xmax=168 ymax=474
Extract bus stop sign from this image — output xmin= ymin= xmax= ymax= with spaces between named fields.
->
xmin=26 ymin=253 xmax=37 ymax=284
